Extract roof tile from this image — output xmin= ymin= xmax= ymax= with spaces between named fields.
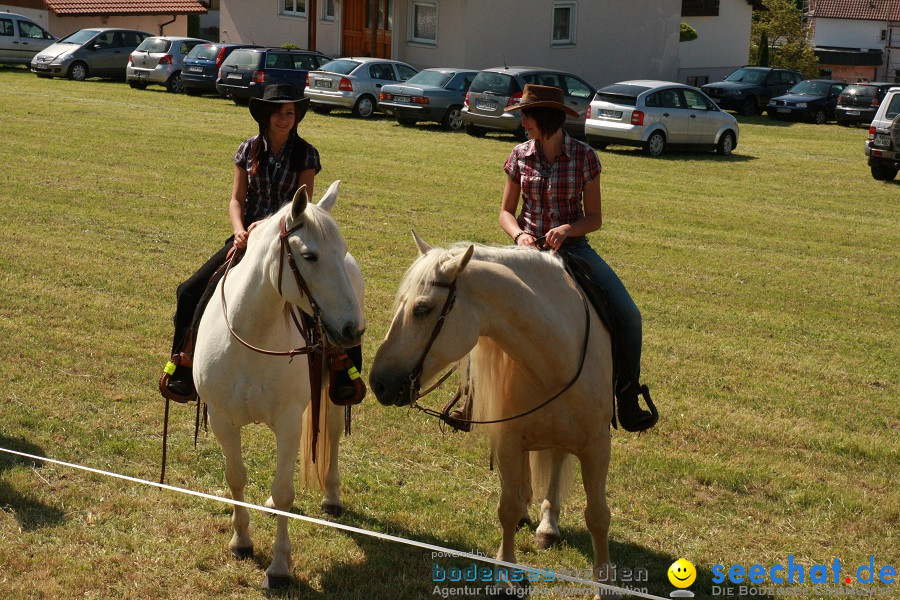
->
xmin=44 ymin=0 xmax=207 ymax=16
xmin=808 ymin=0 xmax=900 ymax=21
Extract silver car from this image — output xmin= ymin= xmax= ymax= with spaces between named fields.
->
xmin=462 ymin=67 xmax=596 ymax=139
xmin=379 ymin=68 xmax=478 ymax=130
xmin=30 ymin=28 xmax=150 ymax=80
xmin=305 ymin=57 xmax=418 ymax=118
xmin=126 ymin=36 xmax=206 ymax=93
xmin=0 ymin=12 xmax=56 ymax=65
xmin=584 ymin=80 xmax=739 ymax=157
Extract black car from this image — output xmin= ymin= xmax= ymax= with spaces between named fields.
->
xmin=215 ymin=48 xmax=332 ymax=105
xmin=766 ymin=79 xmax=848 ymax=124
xmin=701 ymin=66 xmax=804 ymax=116
xmin=182 ymin=42 xmax=261 ymax=95
xmin=835 ymin=82 xmax=897 ymax=126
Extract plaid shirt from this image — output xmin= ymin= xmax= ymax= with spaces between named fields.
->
xmin=234 ymin=132 xmax=321 ymax=225
xmin=503 ymin=131 xmax=601 ymax=239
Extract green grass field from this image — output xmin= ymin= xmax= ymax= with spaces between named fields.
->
xmin=0 ymin=66 xmax=896 ymax=599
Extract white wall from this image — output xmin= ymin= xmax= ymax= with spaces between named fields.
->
xmin=815 ymin=17 xmax=886 ymax=50
xmin=678 ymin=0 xmax=752 ymax=84
xmin=220 ymin=0 xmax=309 ymax=47
xmin=0 ymin=6 xmax=191 ymax=38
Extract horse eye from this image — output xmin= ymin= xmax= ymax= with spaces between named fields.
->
xmin=301 ymin=252 xmax=318 ymax=262
xmin=412 ymin=303 xmax=432 ymax=318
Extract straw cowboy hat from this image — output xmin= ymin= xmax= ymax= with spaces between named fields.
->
xmin=504 ymin=84 xmax=578 ymax=118
xmin=249 ymin=83 xmax=310 ymax=126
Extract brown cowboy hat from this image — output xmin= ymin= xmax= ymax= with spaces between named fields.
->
xmin=249 ymin=83 xmax=310 ymax=126
xmin=504 ymin=84 xmax=578 ymax=118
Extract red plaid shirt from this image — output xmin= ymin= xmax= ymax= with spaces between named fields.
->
xmin=503 ymin=131 xmax=601 ymax=238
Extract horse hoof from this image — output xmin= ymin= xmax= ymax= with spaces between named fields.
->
xmin=264 ymin=496 xmax=276 ymax=510
xmin=263 ymin=574 xmax=293 ymax=590
xmin=230 ymin=546 xmax=254 ymax=560
xmin=321 ymin=502 xmax=343 ymax=518
xmin=535 ymin=531 xmax=560 ymax=549
xmin=517 ymin=516 xmax=533 ymax=530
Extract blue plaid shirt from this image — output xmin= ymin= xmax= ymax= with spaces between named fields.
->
xmin=234 ymin=132 xmax=322 ymax=225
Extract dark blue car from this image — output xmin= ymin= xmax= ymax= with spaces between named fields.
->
xmin=182 ymin=42 xmax=261 ymax=95
xmin=766 ymin=79 xmax=848 ymax=124
xmin=216 ymin=47 xmax=331 ymax=105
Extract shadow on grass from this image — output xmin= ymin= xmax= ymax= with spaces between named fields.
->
xmin=600 ymin=147 xmax=758 ymax=163
xmin=0 ymin=435 xmax=66 ymax=531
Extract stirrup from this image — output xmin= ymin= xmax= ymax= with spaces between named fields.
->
xmin=158 ymin=353 xmax=197 ymax=404
xmin=616 ymin=383 xmax=658 ymax=433
xmin=328 ymin=352 xmax=366 ymax=406
xmin=439 ymin=387 xmax=472 ymax=432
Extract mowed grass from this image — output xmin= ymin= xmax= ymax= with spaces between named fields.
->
xmin=0 ymin=65 xmax=897 ymax=599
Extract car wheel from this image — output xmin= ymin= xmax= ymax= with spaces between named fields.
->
xmin=513 ymin=126 xmax=528 ymax=142
xmin=67 ymin=62 xmax=88 ymax=81
xmin=128 ymin=80 xmax=147 ymax=90
xmin=232 ymin=96 xmax=248 ymax=106
xmin=644 ymin=131 xmax=666 ymax=157
xmin=717 ymin=130 xmax=736 ymax=156
xmin=353 ymin=95 xmax=376 ymax=119
xmin=312 ymin=105 xmax=332 ymax=115
xmin=812 ymin=109 xmax=826 ymax=125
xmin=738 ymin=97 xmax=757 ymax=117
xmin=397 ymin=117 xmax=417 ymax=126
xmin=166 ymin=72 xmax=183 ymax=93
xmin=590 ymin=141 xmax=608 ymax=150
xmin=871 ymin=162 xmax=898 ymax=181
xmin=442 ymin=106 xmax=464 ymax=131
xmin=465 ymin=123 xmax=486 ymax=137
xmin=184 ymin=87 xmax=201 ymax=96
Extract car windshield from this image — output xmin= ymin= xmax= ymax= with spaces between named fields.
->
xmin=222 ymin=50 xmax=260 ymax=68
xmin=724 ymin=68 xmax=767 ymax=84
xmin=594 ymin=84 xmax=650 ymax=107
xmin=58 ymin=29 xmax=101 ymax=45
xmin=320 ymin=59 xmax=360 ymax=75
xmin=788 ymin=81 xmax=830 ymax=95
xmin=469 ymin=72 xmax=518 ymax=96
xmin=136 ymin=38 xmax=170 ymax=53
xmin=405 ymin=70 xmax=454 ymax=87
xmin=843 ymin=85 xmax=876 ymax=97
xmin=187 ymin=44 xmax=217 ymax=60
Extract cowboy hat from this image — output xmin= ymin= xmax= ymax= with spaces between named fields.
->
xmin=249 ymin=83 xmax=310 ymax=126
xmin=503 ymin=84 xmax=578 ymax=118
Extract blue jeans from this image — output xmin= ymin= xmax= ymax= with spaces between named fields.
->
xmin=564 ymin=237 xmax=642 ymax=390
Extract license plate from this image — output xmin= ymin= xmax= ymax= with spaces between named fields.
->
xmin=393 ymin=95 xmax=410 ymax=103
xmin=476 ymin=99 xmax=497 ymax=110
xmin=34 ymin=64 xmax=49 ymax=71
xmin=315 ymin=79 xmax=332 ymax=88
xmin=846 ymin=110 xmax=860 ymax=116
xmin=598 ymin=109 xmax=622 ymax=118
xmin=874 ymin=134 xmax=891 ymax=146
xmin=777 ymin=108 xmax=791 ymax=113
xmin=227 ymin=73 xmax=243 ymax=80
xmin=189 ymin=66 xmax=203 ymax=73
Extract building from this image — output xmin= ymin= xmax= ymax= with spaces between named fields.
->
xmin=678 ymin=0 xmax=761 ymax=86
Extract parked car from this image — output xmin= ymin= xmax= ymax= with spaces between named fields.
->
xmin=864 ymin=86 xmax=900 ymax=181
xmin=585 ymin=81 xmax=738 ymax=157
xmin=701 ymin=66 xmax=803 ymax=116
xmin=181 ymin=42 xmax=260 ymax=95
xmin=126 ymin=36 xmax=206 ymax=93
xmin=30 ymin=28 xmax=150 ymax=80
xmin=306 ymin=57 xmax=418 ymax=118
xmin=216 ymin=48 xmax=331 ymax=105
xmin=836 ymin=82 xmax=897 ymax=126
xmin=766 ymin=79 xmax=848 ymax=124
xmin=0 ymin=12 xmax=56 ymax=65
xmin=379 ymin=68 xmax=478 ymax=130
xmin=462 ymin=67 xmax=596 ymax=139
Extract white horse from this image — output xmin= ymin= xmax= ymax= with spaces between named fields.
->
xmin=193 ymin=181 xmax=365 ymax=589
xmin=370 ymin=235 xmax=618 ymax=599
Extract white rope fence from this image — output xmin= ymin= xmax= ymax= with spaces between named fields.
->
xmin=0 ymin=446 xmax=669 ymax=600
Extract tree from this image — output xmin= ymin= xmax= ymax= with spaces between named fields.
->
xmin=758 ymin=31 xmax=769 ymax=67
xmin=749 ymin=0 xmax=819 ymax=77
xmin=680 ymin=23 xmax=698 ymax=43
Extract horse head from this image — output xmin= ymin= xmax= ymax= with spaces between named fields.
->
xmin=370 ymin=233 xmax=479 ymax=406
xmin=277 ymin=180 xmax=365 ymax=348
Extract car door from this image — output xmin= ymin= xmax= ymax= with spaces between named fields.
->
xmin=826 ymin=83 xmax=847 ymax=114
xmin=0 ymin=17 xmax=15 ymax=62
xmin=681 ymin=88 xmax=720 ymax=145
xmin=16 ymin=18 xmax=55 ymax=60
xmin=367 ymin=62 xmax=396 ymax=96
xmin=87 ymin=31 xmax=123 ymax=76
xmin=561 ymin=74 xmax=595 ymax=135
xmin=658 ymin=88 xmax=690 ymax=143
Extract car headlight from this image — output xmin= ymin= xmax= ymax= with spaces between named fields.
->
xmin=795 ymin=102 xmax=807 ymax=108
xmin=726 ymin=90 xmax=743 ymax=97
xmin=55 ymin=53 xmax=73 ymax=64
xmin=767 ymin=100 xmax=776 ymax=106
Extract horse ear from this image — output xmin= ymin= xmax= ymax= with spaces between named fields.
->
xmin=444 ymin=245 xmax=475 ymax=279
xmin=412 ymin=230 xmax=432 ymax=255
xmin=291 ymin=184 xmax=309 ymax=222
xmin=317 ymin=180 xmax=341 ymax=212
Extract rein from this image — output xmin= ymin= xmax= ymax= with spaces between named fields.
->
xmin=409 ymin=269 xmax=592 ymax=426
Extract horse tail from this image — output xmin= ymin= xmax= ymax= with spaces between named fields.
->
xmin=529 ymin=450 xmax=574 ymax=506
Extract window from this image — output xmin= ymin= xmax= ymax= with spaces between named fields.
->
xmin=0 ymin=19 xmax=13 ymax=37
xmin=18 ymin=21 xmax=51 ymax=40
xmin=369 ymin=63 xmax=396 ymax=81
xmin=396 ymin=64 xmax=417 ymax=80
xmin=323 ymin=0 xmax=335 ymax=21
xmin=563 ymin=75 xmax=593 ymax=99
xmin=682 ymin=0 xmax=719 ymax=17
xmin=283 ymin=0 xmax=306 ymax=17
xmin=409 ymin=1 xmax=437 ymax=44
xmin=552 ymin=2 xmax=576 ymax=46
xmin=686 ymin=75 xmax=708 ymax=87
xmin=682 ymin=89 xmax=711 ymax=110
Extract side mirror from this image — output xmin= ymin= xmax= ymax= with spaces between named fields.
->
xmin=92 ymin=44 xmax=101 ymax=51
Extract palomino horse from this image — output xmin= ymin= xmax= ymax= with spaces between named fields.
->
xmin=193 ymin=181 xmax=365 ymax=588
xmin=370 ymin=235 xmax=617 ymax=597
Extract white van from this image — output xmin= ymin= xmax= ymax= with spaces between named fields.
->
xmin=0 ymin=12 xmax=56 ymax=64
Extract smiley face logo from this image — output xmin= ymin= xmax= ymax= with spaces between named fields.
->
xmin=668 ymin=558 xmax=696 ymax=588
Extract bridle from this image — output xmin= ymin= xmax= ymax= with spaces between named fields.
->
xmin=407 ymin=267 xmax=592 ymax=425
xmin=220 ymin=213 xmax=327 ymax=358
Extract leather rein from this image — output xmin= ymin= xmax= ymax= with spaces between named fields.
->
xmin=408 ymin=269 xmax=592 ymax=426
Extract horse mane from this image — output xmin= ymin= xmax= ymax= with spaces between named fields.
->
xmin=392 ymin=243 xmax=564 ymax=324
xmin=248 ymin=198 xmax=341 ymax=248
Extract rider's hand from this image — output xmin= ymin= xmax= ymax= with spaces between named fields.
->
xmin=515 ymin=232 xmax=536 ymax=247
xmin=233 ymin=229 xmax=249 ymax=250
xmin=544 ymin=225 xmax=571 ymax=251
